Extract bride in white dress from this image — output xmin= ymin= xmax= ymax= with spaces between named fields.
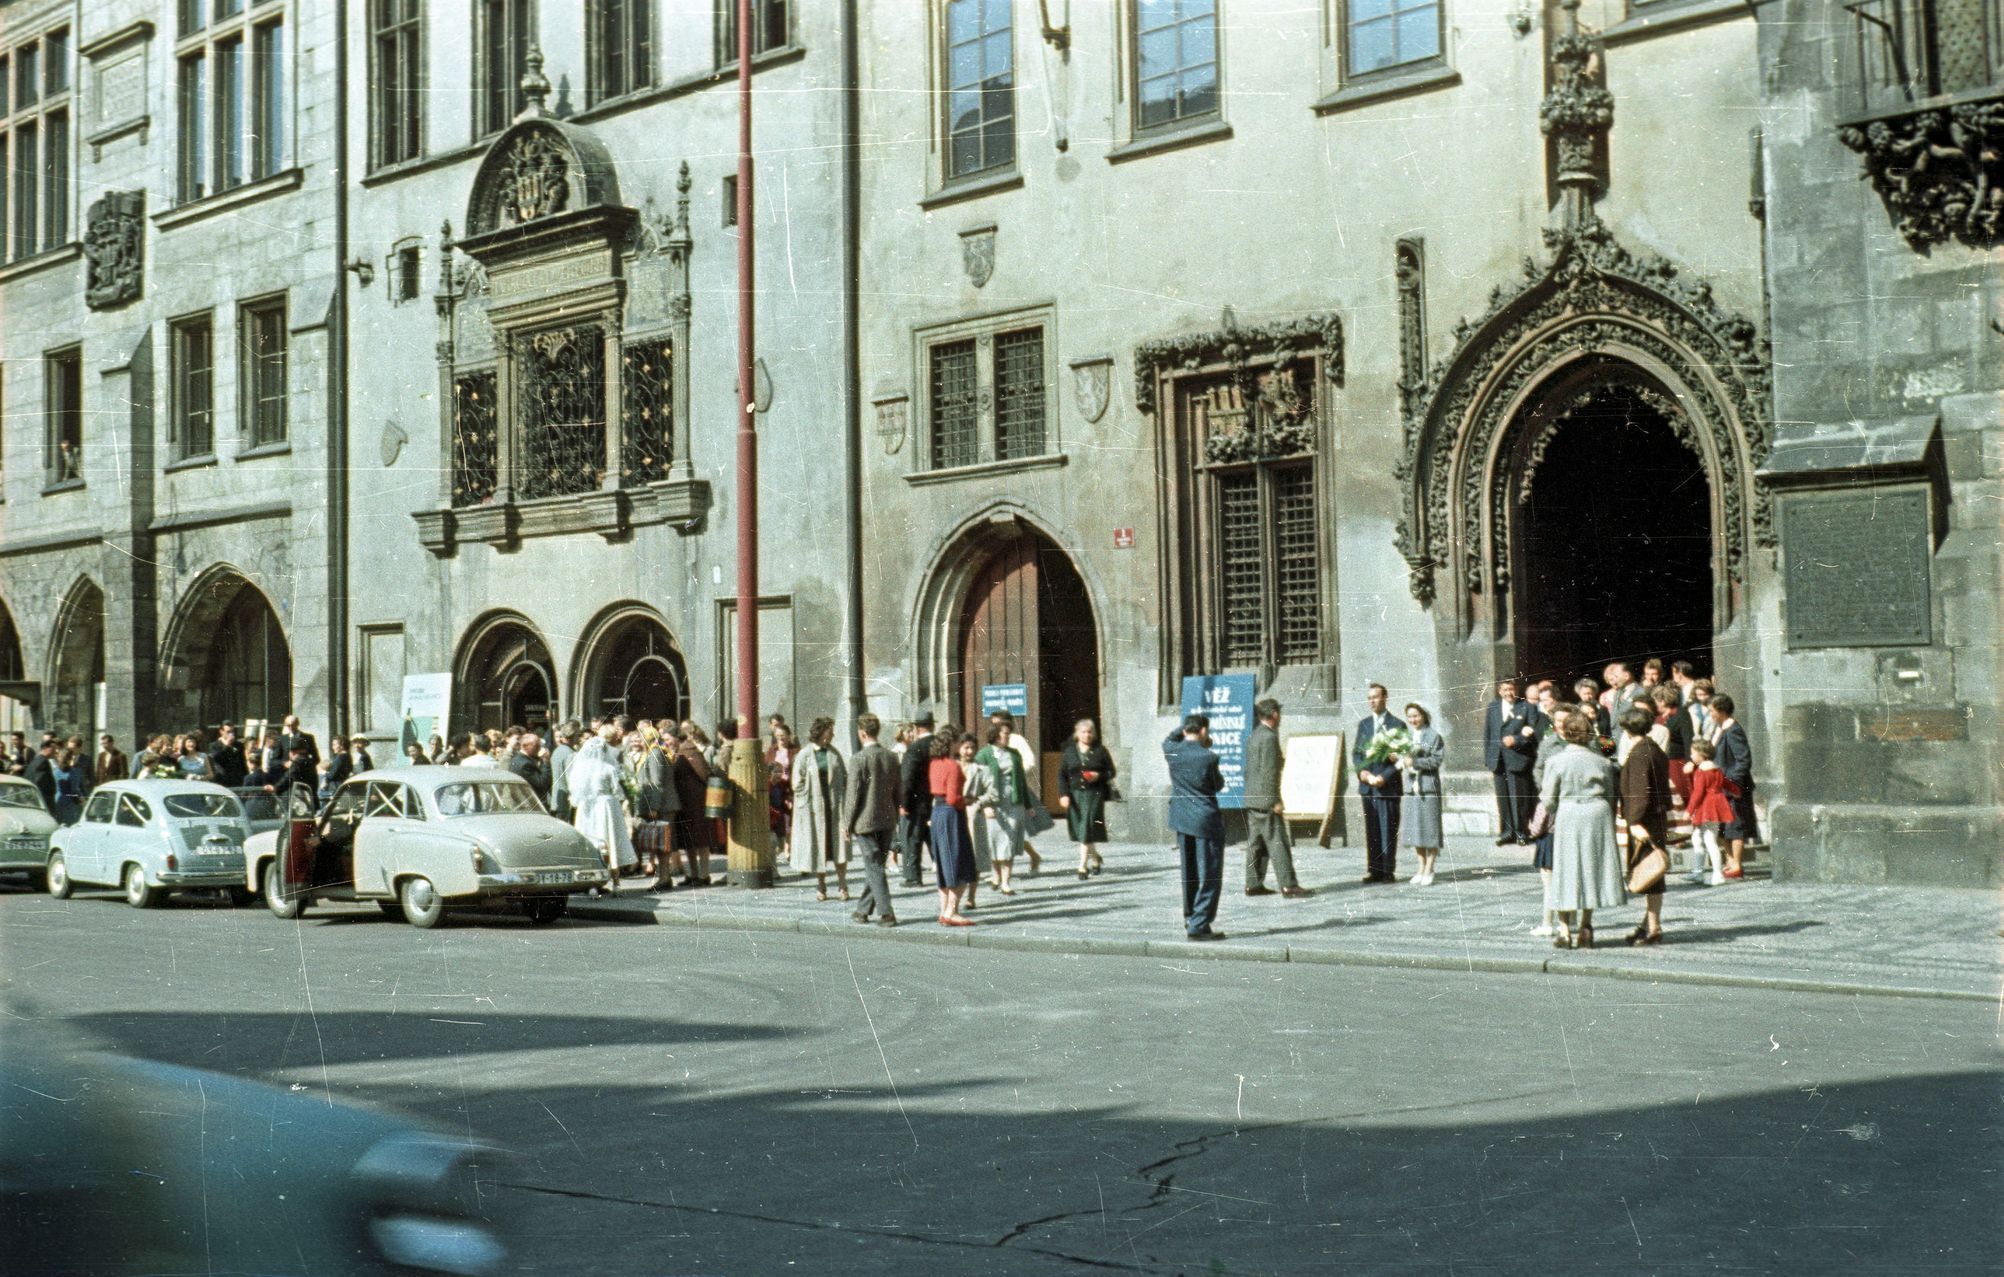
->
xmin=568 ymin=725 xmax=635 ymax=891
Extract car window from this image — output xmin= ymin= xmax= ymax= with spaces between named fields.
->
xmin=324 ymin=783 xmax=368 ymax=826
xmin=237 ymin=790 xmax=283 ymax=823
xmin=164 ymin=793 xmax=244 ymax=820
xmin=0 ymin=784 xmax=46 ymax=810
xmin=115 ymin=795 xmax=151 ymax=828
xmin=433 ymin=780 xmax=541 ymax=817
xmin=363 ymin=782 xmax=406 ymax=819
xmin=83 ymin=791 xmax=117 ymax=824
xmin=396 ymin=786 xmax=426 ymax=821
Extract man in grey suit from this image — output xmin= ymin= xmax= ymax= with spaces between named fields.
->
xmin=845 ymin=713 xmax=901 ymax=927
xmin=1243 ymin=699 xmax=1311 ymax=898
xmin=547 ymin=720 xmax=580 ymax=822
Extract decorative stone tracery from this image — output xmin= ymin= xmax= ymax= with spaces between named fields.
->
xmin=1132 ymin=312 xmax=1343 ymax=416
xmin=1838 ymin=100 xmax=2004 ymax=252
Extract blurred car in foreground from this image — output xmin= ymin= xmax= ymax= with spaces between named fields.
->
xmin=0 ymin=1014 xmax=509 ymax=1275
xmin=0 ymin=774 xmax=57 ymax=888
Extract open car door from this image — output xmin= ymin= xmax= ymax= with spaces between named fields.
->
xmin=269 ymin=782 xmax=319 ymax=916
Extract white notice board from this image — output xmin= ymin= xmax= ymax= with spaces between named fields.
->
xmin=1279 ymin=733 xmax=1349 ymax=846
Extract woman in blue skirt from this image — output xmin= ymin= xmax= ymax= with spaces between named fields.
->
xmin=926 ymin=725 xmax=976 ymax=926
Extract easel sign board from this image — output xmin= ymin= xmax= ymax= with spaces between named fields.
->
xmin=1279 ymin=732 xmax=1349 ymax=845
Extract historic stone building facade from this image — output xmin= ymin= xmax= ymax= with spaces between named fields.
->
xmin=0 ymin=0 xmax=338 ymax=747
xmin=853 ymin=0 xmax=1780 ymax=846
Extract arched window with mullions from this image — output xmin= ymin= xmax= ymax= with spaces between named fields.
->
xmin=579 ymin=612 xmax=688 ymax=727
xmin=456 ymin=617 xmax=557 ymax=734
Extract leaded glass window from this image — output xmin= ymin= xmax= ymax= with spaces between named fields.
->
xmin=516 ymin=327 xmax=606 ymax=500
xmin=621 ymin=338 xmax=672 ymax=485
xmin=452 ymin=371 xmax=499 ymax=507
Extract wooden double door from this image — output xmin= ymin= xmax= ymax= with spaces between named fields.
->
xmin=957 ymin=530 xmax=1100 ymax=784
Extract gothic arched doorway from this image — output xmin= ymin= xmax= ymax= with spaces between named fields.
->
xmin=1510 ymin=376 xmax=1714 ymax=687
xmin=954 ymin=526 xmax=1102 ymax=779
xmin=160 ymin=569 xmax=293 ymax=731
xmin=50 ymin=580 xmax=106 ymax=738
xmin=0 ymin=596 xmax=29 ymax=732
xmin=456 ymin=615 xmax=556 ymax=734
xmin=576 ymin=607 xmax=689 ymax=726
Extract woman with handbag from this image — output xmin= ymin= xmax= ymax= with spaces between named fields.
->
xmin=1618 ymin=707 xmax=1673 ymax=945
xmin=974 ymin=722 xmax=1031 ymax=896
xmin=1535 ymin=709 xmax=1625 ymax=948
xmin=636 ymin=727 xmax=682 ymax=892
xmin=1058 ymin=718 xmax=1115 ymax=879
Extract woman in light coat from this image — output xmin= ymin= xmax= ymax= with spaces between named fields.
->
xmin=790 ymin=717 xmax=851 ymax=901
xmin=1396 ymin=703 xmax=1446 ymax=886
xmin=1537 ymin=710 xmax=1626 ymax=948
xmin=959 ymin=735 xmax=997 ymax=905
xmin=975 ymin=721 xmax=1031 ymax=896
xmin=569 ymin=724 xmax=636 ymax=894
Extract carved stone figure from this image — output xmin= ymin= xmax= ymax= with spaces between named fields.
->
xmin=83 ymin=190 xmax=145 ymax=310
xmin=1839 ymin=100 xmax=2004 ymax=253
xmin=502 ymin=130 xmax=571 ymax=227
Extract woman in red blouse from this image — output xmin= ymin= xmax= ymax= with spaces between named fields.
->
xmin=927 ymin=724 xmax=977 ymax=925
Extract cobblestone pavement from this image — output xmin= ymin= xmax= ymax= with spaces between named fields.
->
xmin=575 ymin=835 xmax=2002 ymax=1000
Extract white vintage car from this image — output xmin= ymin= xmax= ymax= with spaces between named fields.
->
xmin=46 ymin=780 xmax=251 ymax=907
xmin=0 ymin=774 xmax=59 ymax=887
xmin=244 ymin=767 xmax=606 ymax=928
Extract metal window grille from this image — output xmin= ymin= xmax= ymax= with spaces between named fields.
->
xmin=1215 ymin=470 xmax=1265 ymax=666
xmin=929 ymin=338 xmax=980 ymax=469
xmin=993 ymin=326 xmax=1045 ymax=461
xmin=517 ymin=326 xmax=606 ymax=500
xmin=1272 ymin=461 xmax=1322 ymax=664
xmin=944 ymin=0 xmax=1015 ymax=179
xmin=451 ymin=371 xmax=499 ymax=506
xmin=620 ymin=338 xmax=673 ymax=485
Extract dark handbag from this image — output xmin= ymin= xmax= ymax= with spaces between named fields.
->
xmin=1626 ymin=831 xmax=1668 ymax=894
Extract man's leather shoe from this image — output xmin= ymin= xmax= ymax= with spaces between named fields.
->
xmin=851 ymin=910 xmax=871 ymax=924
xmin=1281 ymin=886 xmax=1313 ymax=898
xmin=875 ymin=916 xmax=898 ymax=927
xmin=1245 ymin=886 xmax=1275 ymax=896
xmin=1495 ymin=836 xmax=1516 ymax=846
xmin=1189 ymin=930 xmax=1227 ymax=942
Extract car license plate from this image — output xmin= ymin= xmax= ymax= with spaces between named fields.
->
xmin=533 ymin=871 xmax=574 ymax=884
xmin=6 ymin=837 xmax=43 ymax=851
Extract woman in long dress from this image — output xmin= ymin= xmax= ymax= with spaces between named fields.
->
xmin=789 ymin=717 xmax=851 ymax=901
xmin=1396 ymin=703 xmax=1445 ymax=886
xmin=569 ymin=725 xmax=636 ymax=894
xmin=1538 ymin=710 xmax=1626 ymax=948
xmin=1058 ymin=719 xmax=1115 ymax=879
xmin=974 ymin=722 xmax=1030 ymax=896
xmin=958 ymin=735 xmax=993 ymax=908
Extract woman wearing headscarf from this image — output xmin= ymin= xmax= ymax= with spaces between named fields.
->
xmin=1396 ymin=703 xmax=1446 ymax=886
xmin=790 ymin=717 xmax=851 ymax=901
xmin=569 ymin=724 xmax=636 ymax=894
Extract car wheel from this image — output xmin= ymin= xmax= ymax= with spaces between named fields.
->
xmin=123 ymin=864 xmax=161 ymax=909
xmin=399 ymin=877 xmax=447 ymax=929
xmin=45 ymin=854 xmax=72 ymax=899
xmin=264 ymin=861 xmax=306 ymax=919
xmin=523 ymin=896 xmax=568 ymax=925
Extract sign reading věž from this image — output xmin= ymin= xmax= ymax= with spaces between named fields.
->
xmin=980 ymin=683 xmax=1030 ymax=720
xmin=1179 ymin=674 xmax=1257 ymax=810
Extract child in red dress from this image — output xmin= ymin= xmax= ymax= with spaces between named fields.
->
xmin=1683 ymin=738 xmax=1739 ymax=887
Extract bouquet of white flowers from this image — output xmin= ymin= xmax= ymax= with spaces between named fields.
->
xmin=1362 ymin=727 xmax=1414 ymax=767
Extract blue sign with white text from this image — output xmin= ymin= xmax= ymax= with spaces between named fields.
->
xmin=980 ymin=682 xmax=1029 ymax=720
xmin=1179 ymin=673 xmax=1258 ymax=810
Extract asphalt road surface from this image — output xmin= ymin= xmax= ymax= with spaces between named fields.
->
xmin=3 ymin=887 xmax=1998 ymax=1275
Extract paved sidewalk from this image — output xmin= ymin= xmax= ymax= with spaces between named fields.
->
xmin=570 ymin=836 xmax=2001 ymax=1001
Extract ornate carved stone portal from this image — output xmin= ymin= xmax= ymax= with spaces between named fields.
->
xmin=1132 ymin=313 xmax=1344 ymax=415
xmin=1839 ymin=101 xmax=2004 ymax=252
xmin=83 ymin=190 xmax=145 ymax=310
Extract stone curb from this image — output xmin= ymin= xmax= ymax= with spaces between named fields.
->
xmin=563 ymin=901 xmax=1995 ymax=1003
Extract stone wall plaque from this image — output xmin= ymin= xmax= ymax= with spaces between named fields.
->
xmin=83 ymin=190 xmax=145 ymax=310
xmin=1782 ymin=486 xmax=1932 ymax=649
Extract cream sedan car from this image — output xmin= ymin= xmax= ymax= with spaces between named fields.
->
xmin=244 ymin=767 xmax=606 ymax=928
xmin=46 ymin=780 xmax=251 ymax=906
xmin=0 ymin=774 xmax=59 ymax=888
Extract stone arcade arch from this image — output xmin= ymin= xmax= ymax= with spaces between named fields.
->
xmin=0 ymin=593 xmax=27 ymax=731
xmin=911 ymin=507 xmax=1104 ymax=770
xmin=454 ymin=612 xmax=558 ymax=735
xmin=159 ymin=567 xmax=294 ymax=732
xmin=48 ymin=578 xmax=107 ymax=738
xmin=1396 ymin=221 xmax=1773 ymax=689
xmin=572 ymin=604 xmax=690 ymax=727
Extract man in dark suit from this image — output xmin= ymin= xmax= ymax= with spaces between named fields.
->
xmin=1484 ymin=678 xmax=1541 ymax=846
xmin=507 ymin=733 xmax=552 ymax=801
xmin=278 ymin=715 xmax=320 ymax=766
xmin=208 ymin=724 xmax=250 ymax=789
xmin=1352 ymin=683 xmax=1403 ymax=883
xmin=896 ymin=713 xmax=934 ymax=888
xmin=1707 ymin=694 xmax=1758 ymax=877
xmin=1243 ymin=699 xmax=1309 ymax=898
xmin=23 ymin=740 xmax=58 ymax=816
xmin=1163 ymin=714 xmax=1227 ymax=941
xmin=5 ymin=731 xmax=30 ymax=776
xmin=845 ymin=714 xmax=902 ymax=927
xmin=267 ymin=741 xmax=319 ymax=797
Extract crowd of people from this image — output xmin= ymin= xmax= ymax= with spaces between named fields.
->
xmin=8 ymin=654 xmax=1760 ymax=949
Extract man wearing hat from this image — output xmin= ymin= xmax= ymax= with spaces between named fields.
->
xmin=896 ymin=712 xmax=935 ymax=888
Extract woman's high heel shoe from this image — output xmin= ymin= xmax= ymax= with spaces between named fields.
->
xmin=1575 ymin=925 xmax=1594 ymax=950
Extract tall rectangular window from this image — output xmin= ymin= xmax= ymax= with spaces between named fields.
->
xmin=927 ymin=339 xmax=980 ymax=470
xmin=590 ymin=0 xmax=654 ymax=105
xmin=717 ymin=0 xmax=788 ymax=67
xmin=44 ymin=347 xmax=83 ymax=487
xmin=476 ymin=0 xmax=534 ymax=137
xmin=1344 ymin=0 xmax=1441 ymax=78
xmin=240 ymin=298 xmax=288 ymax=449
xmin=1 ymin=25 xmax=67 ymax=261
xmin=11 ymin=123 xmax=36 ymax=257
xmin=943 ymin=0 xmax=1014 ymax=180
xmin=1133 ymin=0 xmax=1218 ymax=131
xmin=371 ymin=0 xmax=422 ymax=167
xmin=42 ymin=110 xmax=65 ymax=247
xmin=176 ymin=1 xmax=283 ymax=202
xmin=992 ymin=327 xmax=1045 ymax=460
xmin=1847 ymin=0 xmax=2004 ymax=116
xmin=171 ymin=315 xmax=216 ymax=461
xmin=252 ymin=22 xmax=283 ymax=178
